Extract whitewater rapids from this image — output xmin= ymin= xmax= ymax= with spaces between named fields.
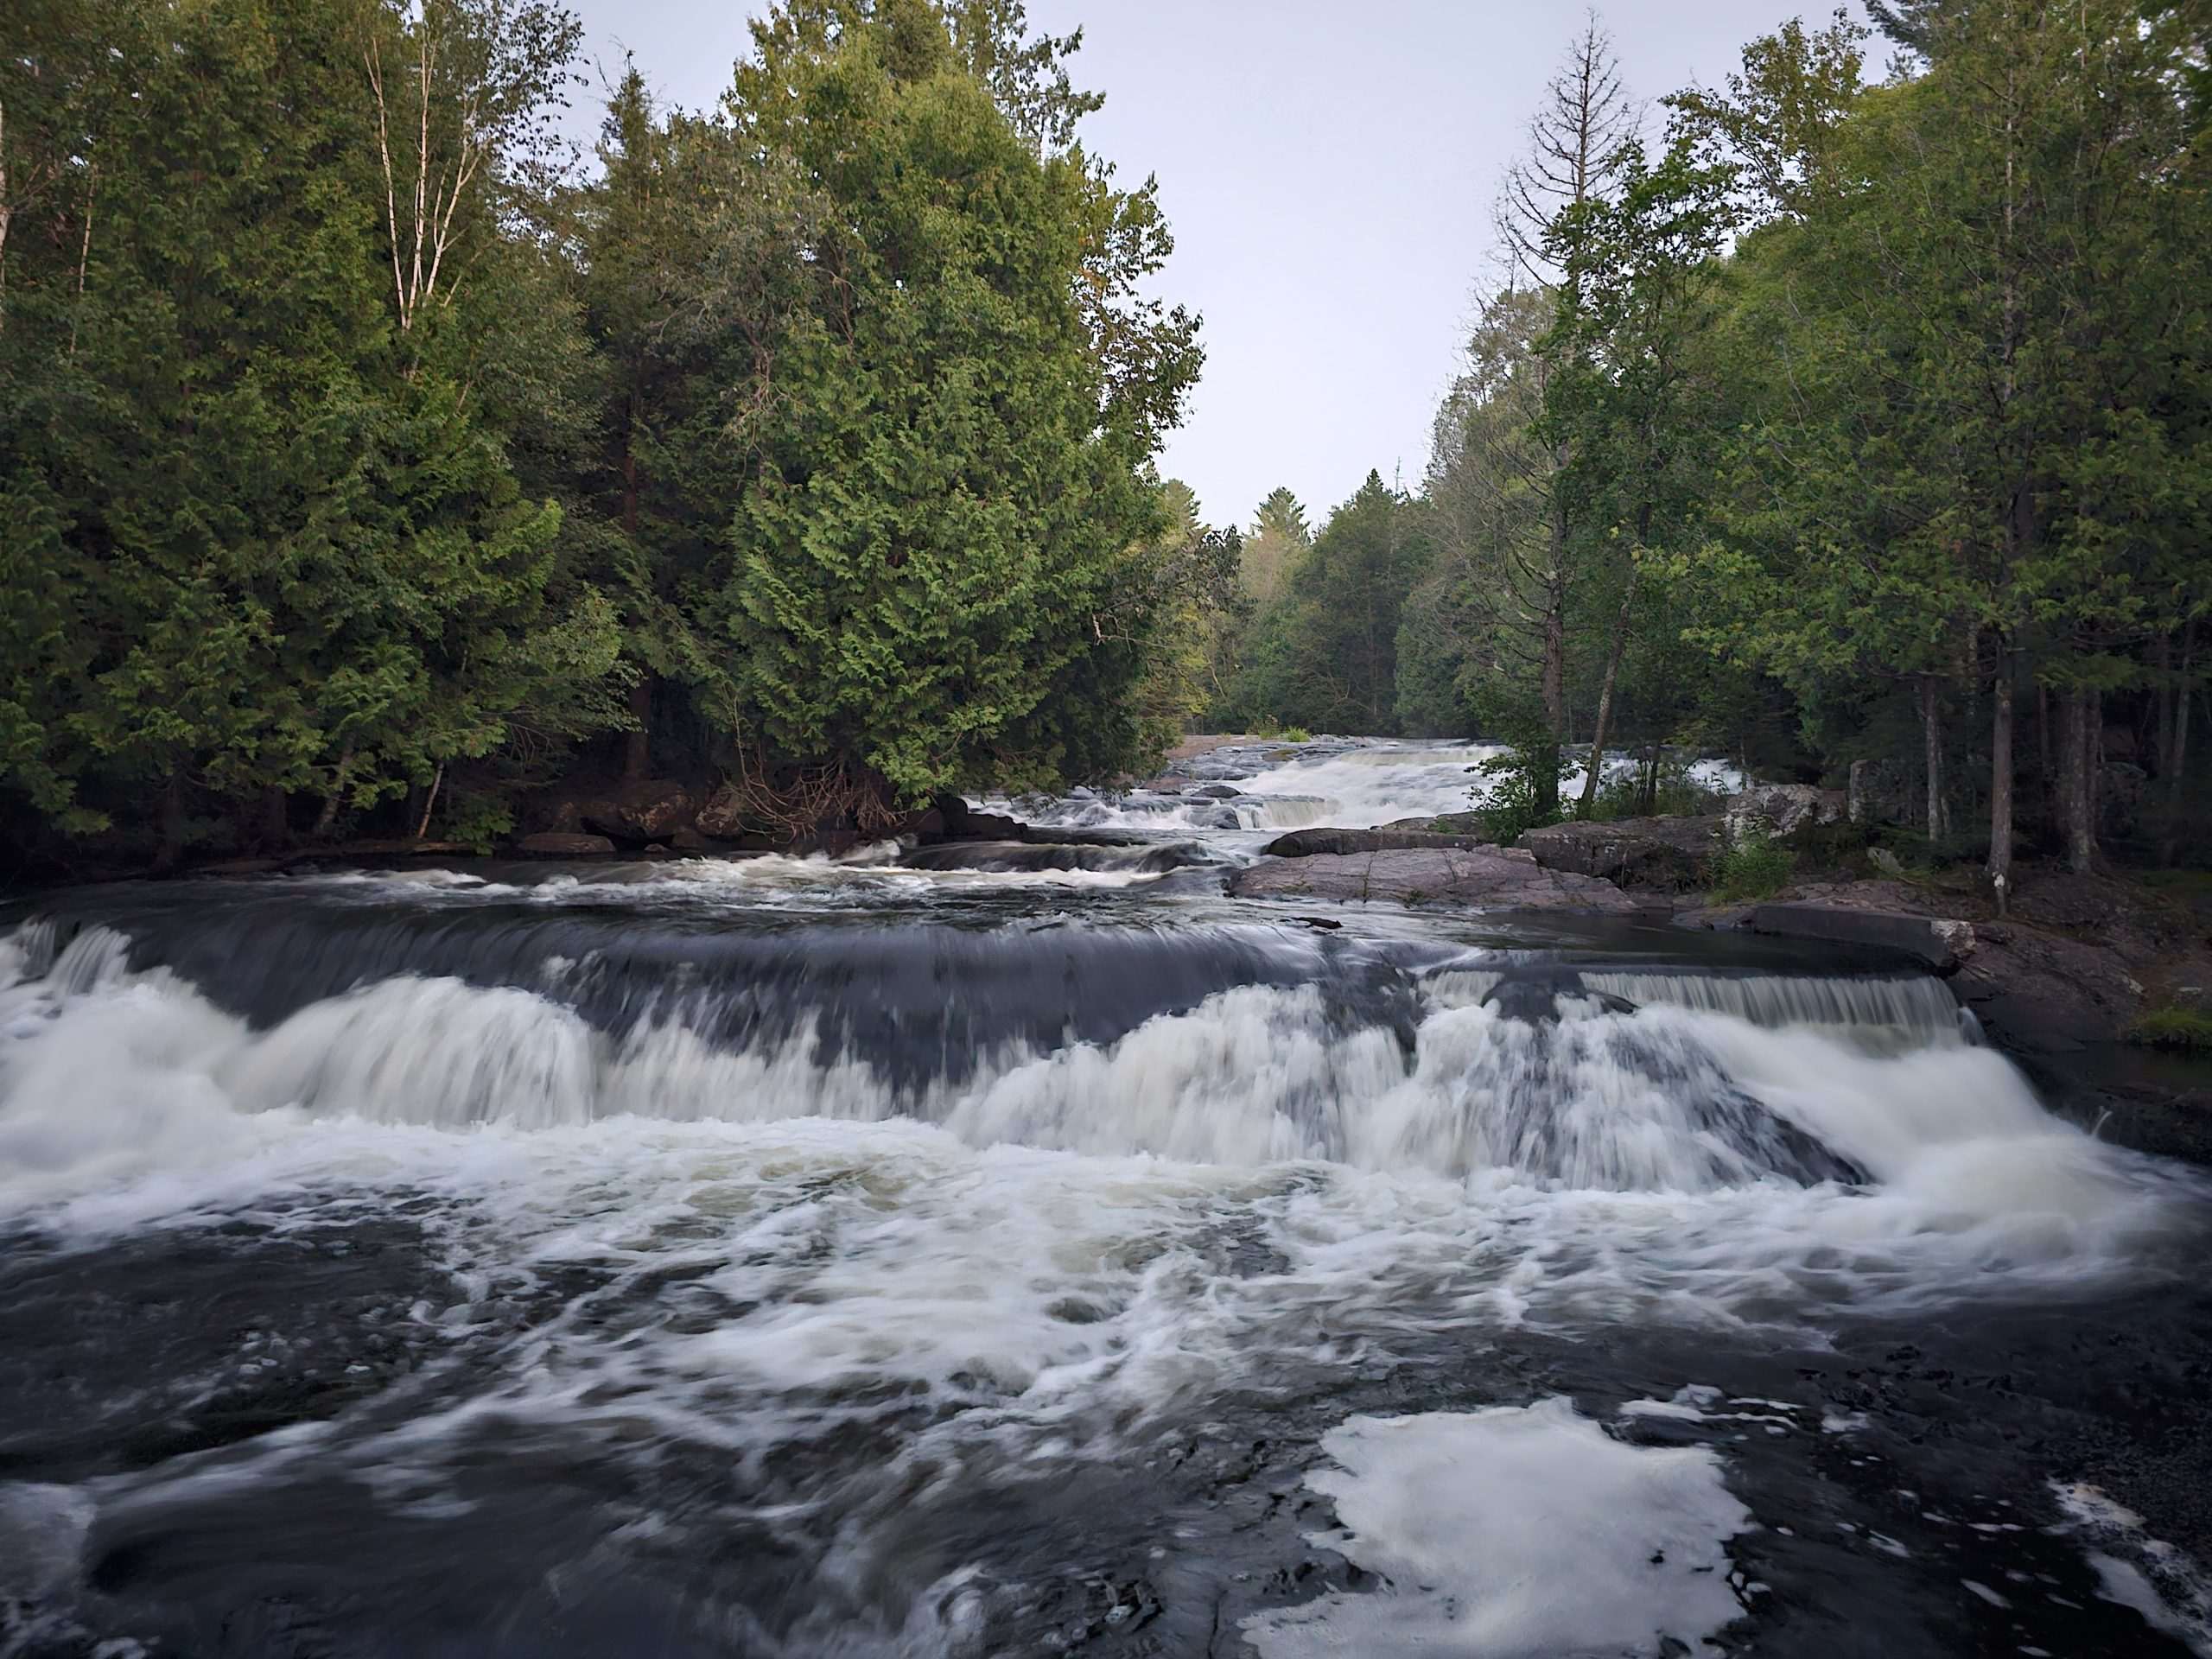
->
xmin=1 ymin=740 xmax=2207 ymax=1658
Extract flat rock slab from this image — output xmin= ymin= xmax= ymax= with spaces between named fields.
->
xmin=1748 ymin=901 xmax=1975 ymax=970
xmin=1262 ymin=827 xmax=1499 ymax=857
xmin=1232 ymin=848 xmax=1637 ymax=912
xmin=1517 ymin=815 xmax=1723 ymax=890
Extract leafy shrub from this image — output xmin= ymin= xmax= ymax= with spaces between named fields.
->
xmin=1470 ymin=749 xmax=1568 ymax=844
xmin=1708 ymin=830 xmax=1795 ymax=902
xmin=2124 ymin=1007 xmax=2212 ymax=1051
xmin=442 ymin=793 xmax=515 ymax=856
xmin=1278 ymin=726 xmax=1313 ymax=743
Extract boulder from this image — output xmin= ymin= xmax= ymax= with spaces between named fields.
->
xmin=1847 ymin=759 xmax=1911 ymax=827
xmin=1726 ymin=784 xmax=1847 ymax=842
xmin=515 ymin=831 xmax=616 ymax=857
xmin=694 ymin=784 xmax=751 ymax=841
xmin=894 ymin=805 xmax=946 ymax=843
xmin=1231 ymin=847 xmax=1639 ymax=912
xmin=577 ymin=778 xmax=696 ymax=843
xmin=1189 ymin=783 xmax=1244 ymax=800
xmin=1517 ymin=815 xmax=1723 ymax=891
xmin=1262 ymin=827 xmax=1497 ymax=857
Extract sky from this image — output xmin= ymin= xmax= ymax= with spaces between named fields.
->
xmin=564 ymin=1 xmax=1865 ymax=531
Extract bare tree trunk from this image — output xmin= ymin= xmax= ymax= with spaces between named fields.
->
xmin=414 ymin=764 xmax=444 ymax=842
xmin=2037 ymin=682 xmax=2052 ymax=801
xmin=156 ymin=775 xmax=184 ymax=874
xmin=2088 ymin=690 xmax=2104 ymax=843
xmin=624 ymin=678 xmax=652 ymax=782
xmin=2061 ymin=690 xmax=2094 ymax=874
xmin=1919 ymin=677 xmax=1947 ymax=845
xmin=67 ymin=161 xmax=92 ymax=354
xmin=1535 ymin=569 xmax=1566 ymax=817
xmin=313 ymin=741 xmax=354 ymax=836
xmin=2170 ymin=620 xmax=2196 ymax=806
xmin=2153 ymin=633 xmax=2173 ymax=791
xmin=1987 ymin=661 xmax=2014 ymax=913
xmin=1 ymin=91 xmax=11 ymax=333
xmin=1575 ymin=563 xmax=1641 ymax=818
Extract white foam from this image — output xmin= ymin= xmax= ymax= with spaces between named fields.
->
xmin=1 ymin=939 xmax=2190 ymax=1332
xmin=1243 ymin=1396 xmax=1751 ymax=1657
xmin=2054 ymin=1480 xmax=2212 ymax=1656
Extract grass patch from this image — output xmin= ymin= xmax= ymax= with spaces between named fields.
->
xmin=1277 ymin=726 xmax=1313 ymax=743
xmin=2136 ymin=869 xmax=2212 ymax=899
xmin=1709 ymin=831 xmax=1796 ymax=903
xmin=2124 ymin=1007 xmax=2212 ymax=1051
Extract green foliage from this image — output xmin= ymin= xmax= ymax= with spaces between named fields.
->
xmin=1709 ymin=830 xmax=1796 ymax=903
xmin=1219 ymin=472 xmax=1434 ymax=735
xmin=0 ymin=0 xmax=1210 ymax=861
xmin=1468 ymin=747 xmax=1571 ymax=845
xmin=2123 ymin=1008 xmax=2212 ymax=1052
xmin=1277 ymin=727 xmax=1312 ymax=744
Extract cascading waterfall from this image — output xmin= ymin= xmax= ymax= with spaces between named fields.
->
xmin=2 ymin=738 xmax=2205 ymax=1659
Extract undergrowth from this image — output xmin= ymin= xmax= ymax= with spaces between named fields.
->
xmin=1709 ymin=830 xmax=1796 ymax=903
xmin=2124 ymin=1007 xmax=2212 ymax=1051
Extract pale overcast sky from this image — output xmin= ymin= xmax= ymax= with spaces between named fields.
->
xmin=565 ymin=2 xmax=1864 ymax=531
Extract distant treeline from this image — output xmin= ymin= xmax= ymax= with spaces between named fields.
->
xmin=0 ymin=0 xmax=1222 ymax=871
xmin=1204 ymin=3 xmax=2210 ymax=884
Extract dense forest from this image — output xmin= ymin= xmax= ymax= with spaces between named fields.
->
xmin=1 ymin=0 xmax=2207 ymax=895
xmin=1207 ymin=2 xmax=2212 ymax=893
xmin=0 ymin=0 xmax=1223 ymax=871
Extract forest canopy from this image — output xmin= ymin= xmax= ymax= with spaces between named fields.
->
xmin=0 ymin=0 xmax=1208 ymax=866
xmin=2 ymin=0 xmax=2206 ymax=889
xmin=1204 ymin=2 xmax=2211 ymax=889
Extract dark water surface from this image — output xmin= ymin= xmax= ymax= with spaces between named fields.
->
xmin=3 ymin=741 xmax=2209 ymax=1656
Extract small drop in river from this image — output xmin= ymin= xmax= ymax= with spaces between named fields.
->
xmin=3 ymin=741 xmax=2209 ymax=1658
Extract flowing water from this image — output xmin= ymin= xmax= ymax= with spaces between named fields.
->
xmin=2 ymin=740 xmax=2209 ymax=1657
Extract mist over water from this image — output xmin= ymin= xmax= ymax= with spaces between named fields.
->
xmin=3 ymin=741 xmax=2208 ymax=1657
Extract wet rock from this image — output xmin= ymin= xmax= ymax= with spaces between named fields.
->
xmin=1481 ymin=968 xmax=1638 ymax=1022
xmin=1232 ymin=848 xmax=1638 ymax=912
xmin=1726 ymin=785 xmax=1847 ymax=842
xmin=1189 ymin=783 xmax=1244 ymax=800
xmin=1263 ymin=827 xmax=1497 ymax=857
xmin=928 ymin=794 xmax=1032 ymax=842
xmin=1517 ymin=816 xmax=1723 ymax=891
xmin=1747 ymin=900 xmax=1974 ymax=970
xmin=894 ymin=805 xmax=946 ymax=842
xmin=514 ymin=832 xmax=616 ymax=857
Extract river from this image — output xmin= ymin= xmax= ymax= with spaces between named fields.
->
xmin=2 ymin=739 xmax=2208 ymax=1657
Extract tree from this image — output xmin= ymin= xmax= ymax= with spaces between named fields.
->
xmin=0 ymin=0 xmax=621 ymax=864
xmin=1541 ymin=136 xmax=1738 ymax=816
xmin=1490 ymin=12 xmax=1638 ymax=813
xmin=1240 ymin=486 xmax=1311 ymax=604
xmin=1229 ymin=472 xmax=1432 ymax=734
xmin=1408 ymin=288 xmax=1557 ymax=743
xmin=1678 ymin=2 xmax=2211 ymax=893
xmin=701 ymin=0 xmax=1199 ymax=830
